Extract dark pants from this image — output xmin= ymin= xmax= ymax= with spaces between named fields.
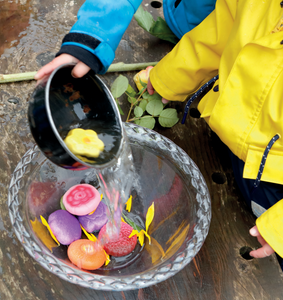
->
xmin=229 ymin=151 xmax=283 ymax=270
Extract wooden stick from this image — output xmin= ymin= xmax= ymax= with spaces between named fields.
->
xmin=107 ymin=62 xmax=157 ymax=72
xmin=0 ymin=62 xmax=158 ymax=84
xmin=0 ymin=72 xmax=36 ymax=83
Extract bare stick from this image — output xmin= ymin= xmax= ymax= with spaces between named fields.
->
xmin=0 ymin=62 xmax=158 ymax=84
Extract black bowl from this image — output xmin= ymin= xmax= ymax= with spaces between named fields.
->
xmin=28 ymin=63 xmax=123 ymax=170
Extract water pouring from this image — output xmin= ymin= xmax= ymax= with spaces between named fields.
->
xmin=28 ymin=62 xmax=135 ymax=243
xmin=28 ymin=63 xmax=124 ymax=170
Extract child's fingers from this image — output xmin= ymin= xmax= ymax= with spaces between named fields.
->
xmin=71 ymin=62 xmax=91 ymax=78
xmin=249 ymin=225 xmax=259 ymax=237
xmin=249 ymin=244 xmax=274 ymax=258
xmin=249 ymin=225 xmax=275 ymax=258
xmin=147 ymin=78 xmax=155 ymax=95
xmin=34 ymin=54 xmax=79 ymax=80
xmin=249 ymin=225 xmax=266 ymax=246
xmin=147 ymin=79 xmax=170 ymax=103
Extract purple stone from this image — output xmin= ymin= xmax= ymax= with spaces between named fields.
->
xmin=48 ymin=210 xmax=81 ymax=245
xmin=78 ymin=201 xmax=108 ymax=232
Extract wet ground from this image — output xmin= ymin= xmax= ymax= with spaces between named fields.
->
xmin=1 ymin=0 xmax=283 ymax=299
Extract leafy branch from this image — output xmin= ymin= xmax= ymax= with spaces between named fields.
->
xmin=110 ymin=75 xmax=179 ymax=130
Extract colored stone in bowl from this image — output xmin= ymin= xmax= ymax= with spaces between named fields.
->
xmin=48 ymin=210 xmax=81 ymax=245
xmin=78 ymin=201 xmax=108 ymax=232
xmin=98 ymin=222 xmax=137 ymax=257
xmin=62 ymin=183 xmax=101 ymax=216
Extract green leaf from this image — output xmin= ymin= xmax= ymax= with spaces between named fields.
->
xmin=122 ymin=213 xmax=143 ymax=232
xmin=138 ymin=85 xmax=147 ymax=95
xmin=60 ymin=196 xmax=66 ymax=210
xmin=134 ymin=6 xmax=179 ymax=44
xmin=146 ymin=100 xmax=164 ymax=116
xmin=142 ymin=91 xmax=150 ymax=99
xmin=139 ymin=99 xmax=148 ymax=111
xmin=158 ymin=108 xmax=179 ymax=127
xmin=134 ymin=5 xmax=155 ymax=32
xmin=146 ymin=92 xmax=162 ymax=102
xmin=134 ymin=106 xmax=144 ymax=118
xmin=111 ymin=75 xmax=129 ymax=98
xmin=139 ymin=78 xmax=147 ymax=88
xmin=126 ymin=84 xmax=137 ymax=98
xmin=135 ymin=116 xmax=155 ymax=129
xmin=116 ymin=100 xmax=124 ymax=115
xmin=149 ymin=17 xmax=179 ymax=44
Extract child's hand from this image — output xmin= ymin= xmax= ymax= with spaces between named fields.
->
xmin=34 ymin=54 xmax=90 ymax=81
xmin=249 ymin=225 xmax=274 ymax=258
xmin=147 ymin=78 xmax=169 ymax=104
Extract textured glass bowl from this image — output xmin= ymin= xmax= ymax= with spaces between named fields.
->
xmin=8 ymin=123 xmax=211 ymax=291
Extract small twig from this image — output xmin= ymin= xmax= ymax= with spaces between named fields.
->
xmin=127 ymin=117 xmax=141 ymax=122
xmin=126 ymin=87 xmax=147 ymax=122
xmin=0 ymin=62 xmax=158 ymax=84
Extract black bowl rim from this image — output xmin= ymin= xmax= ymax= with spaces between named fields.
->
xmin=44 ymin=63 xmax=124 ymax=169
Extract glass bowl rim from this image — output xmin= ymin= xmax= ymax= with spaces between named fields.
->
xmin=8 ymin=122 xmax=211 ymax=291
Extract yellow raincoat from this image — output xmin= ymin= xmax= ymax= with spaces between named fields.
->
xmin=150 ymin=0 xmax=283 ymax=257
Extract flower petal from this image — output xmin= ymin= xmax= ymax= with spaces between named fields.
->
xmin=40 ymin=215 xmax=60 ymax=245
xmin=144 ymin=231 xmax=151 ymax=245
xmin=125 ymin=195 xmax=132 ymax=212
xmin=145 ymin=202 xmax=155 ymax=232
xmin=104 ymin=251 xmax=111 ymax=266
xmin=30 ymin=218 xmax=58 ymax=251
xmin=81 ymin=225 xmax=97 ymax=242
xmin=133 ymin=66 xmax=153 ymax=91
xmin=129 ymin=229 xmax=139 ymax=238
xmin=138 ymin=231 xmax=145 ymax=246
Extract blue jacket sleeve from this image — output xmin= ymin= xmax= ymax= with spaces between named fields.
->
xmin=163 ymin=0 xmax=216 ymax=39
xmin=57 ymin=0 xmax=143 ymax=74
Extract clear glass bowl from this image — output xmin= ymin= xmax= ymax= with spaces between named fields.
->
xmin=8 ymin=123 xmax=211 ymax=291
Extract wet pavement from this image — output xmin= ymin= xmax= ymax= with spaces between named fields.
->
xmin=1 ymin=0 xmax=283 ymax=299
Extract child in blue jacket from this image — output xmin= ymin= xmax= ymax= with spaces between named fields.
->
xmin=34 ymin=0 xmax=216 ymax=79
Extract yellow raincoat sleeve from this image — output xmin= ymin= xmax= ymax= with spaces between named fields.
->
xmin=150 ymin=0 xmax=237 ymax=101
xmin=256 ymin=199 xmax=283 ymax=258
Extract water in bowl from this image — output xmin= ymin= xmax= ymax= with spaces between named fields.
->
xmin=28 ymin=125 xmax=196 ymax=273
xmin=8 ymin=123 xmax=210 ymax=289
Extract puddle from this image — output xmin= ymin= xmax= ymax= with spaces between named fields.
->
xmin=0 ymin=0 xmax=31 ymax=57
xmin=0 ymin=0 xmax=82 ymax=74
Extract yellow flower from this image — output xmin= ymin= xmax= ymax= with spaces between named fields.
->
xmin=128 ymin=202 xmax=154 ymax=246
xmin=40 ymin=215 xmax=60 ymax=245
xmin=133 ymin=66 xmax=154 ymax=91
xmin=64 ymin=128 xmax=104 ymax=158
xmin=125 ymin=195 xmax=132 ymax=212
